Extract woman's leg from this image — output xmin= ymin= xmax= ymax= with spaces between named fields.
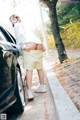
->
xmin=26 ymin=70 xmax=33 ymax=89
xmin=37 ymin=69 xmax=45 ymax=85
xmin=35 ymin=69 xmax=47 ymax=93
xmin=26 ymin=70 xmax=34 ymax=99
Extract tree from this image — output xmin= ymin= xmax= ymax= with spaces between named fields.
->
xmin=40 ymin=0 xmax=68 ymax=63
xmin=59 ymin=0 xmax=80 ymax=4
xmin=57 ymin=2 xmax=80 ymax=26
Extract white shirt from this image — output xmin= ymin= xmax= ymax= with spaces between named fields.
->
xmin=14 ymin=22 xmax=42 ymax=49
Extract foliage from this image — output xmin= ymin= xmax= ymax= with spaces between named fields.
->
xmin=46 ymin=34 xmax=55 ymax=49
xmin=45 ymin=21 xmax=53 ymax=34
xmin=60 ymin=20 xmax=80 ymax=48
xmin=40 ymin=0 xmax=68 ymax=63
xmin=57 ymin=3 xmax=80 ymax=25
xmin=44 ymin=2 xmax=80 ymax=50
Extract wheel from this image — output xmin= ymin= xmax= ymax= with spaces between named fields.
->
xmin=13 ymin=67 xmax=25 ymax=113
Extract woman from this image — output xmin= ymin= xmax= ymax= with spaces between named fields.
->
xmin=9 ymin=14 xmax=47 ymax=100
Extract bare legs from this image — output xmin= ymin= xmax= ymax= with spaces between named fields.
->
xmin=25 ymin=70 xmax=34 ymax=100
xmin=25 ymin=69 xmax=45 ymax=89
xmin=25 ymin=69 xmax=46 ymax=95
xmin=26 ymin=70 xmax=33 ymax=89
xmin=37 ymin=69 xmax=45 ymax=85
xmin=35 ymin=69 xmax=47 ymax=93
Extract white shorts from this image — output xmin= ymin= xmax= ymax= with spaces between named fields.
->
xmin=23 ymin=50 xmax=43 ymax=70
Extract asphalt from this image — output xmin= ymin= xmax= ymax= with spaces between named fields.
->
xmin=43 ymin=49 xmax=80 ymax=120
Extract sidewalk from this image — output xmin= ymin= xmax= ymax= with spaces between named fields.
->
xmin=17 ymin=49 xmax=80 ymax=120
xmin=44 ymin=49 xmax=80 ymax=120
xmin=17 ymin=69 xmax=58 ymax=120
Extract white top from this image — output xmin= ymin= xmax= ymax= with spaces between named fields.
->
xmin=14 ymin=22 xmax=42 ymax=49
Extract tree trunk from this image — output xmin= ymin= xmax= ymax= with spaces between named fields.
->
xmin=49 ymin=2 xmax=68 ymax=63
xmin=40 ymin=0 xmax=68 ymax=63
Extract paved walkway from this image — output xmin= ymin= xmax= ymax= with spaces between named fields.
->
xmin=44 ymin=49 xmax=80 ymax=120
xmin=17 ymin=70 xmax=57 ymax=120
xmin=54 ymin=59 xmax=80 ymax=112
xmin=45 ymin=49 xmax=80 ymax=112
xmin=7 ymin=49 xmax=80 ymax=120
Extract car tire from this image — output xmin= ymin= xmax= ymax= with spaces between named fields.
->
xmin=13 ymin=67 xmax=25 ymax=113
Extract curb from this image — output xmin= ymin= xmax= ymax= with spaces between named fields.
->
xmin=43 ymin=60 xmax=80 ymax=120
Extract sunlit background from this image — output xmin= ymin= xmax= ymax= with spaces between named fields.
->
xmin=0 ymin=0 xmax=49 ymax=54
xmin=0 ymin=0 xmax=49 ymax=30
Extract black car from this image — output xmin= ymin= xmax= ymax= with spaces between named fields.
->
xmin=0 ymin=26 xmax=26 ymax=114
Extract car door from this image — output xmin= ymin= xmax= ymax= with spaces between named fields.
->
xmin=0 ymin=26 xmax=18 ymax=112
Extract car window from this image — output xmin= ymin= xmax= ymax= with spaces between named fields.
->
xmin=0 ymin=26 xmax=16 ymax=44
xmin=0 ymin=31 xmax=14 ymax=50
xmin=6 ymin=30 xmax=16 ymax=44
xmin=0 ymin=31 xmax=7 ymax=42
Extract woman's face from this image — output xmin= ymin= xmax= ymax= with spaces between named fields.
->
xmin=10 ymin=16 xmax=18 ymax=24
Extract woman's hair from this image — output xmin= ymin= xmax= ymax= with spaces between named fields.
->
xmin=9 ymin=14 xmax=16 ymax=21
xmin=9 ymin=14 xmax=21 ymax=22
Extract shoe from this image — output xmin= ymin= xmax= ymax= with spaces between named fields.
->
xmin=27 ymin=89 xmax=34 ymax=100
xmin=35 ymin=85 xmax=47 ymax=93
